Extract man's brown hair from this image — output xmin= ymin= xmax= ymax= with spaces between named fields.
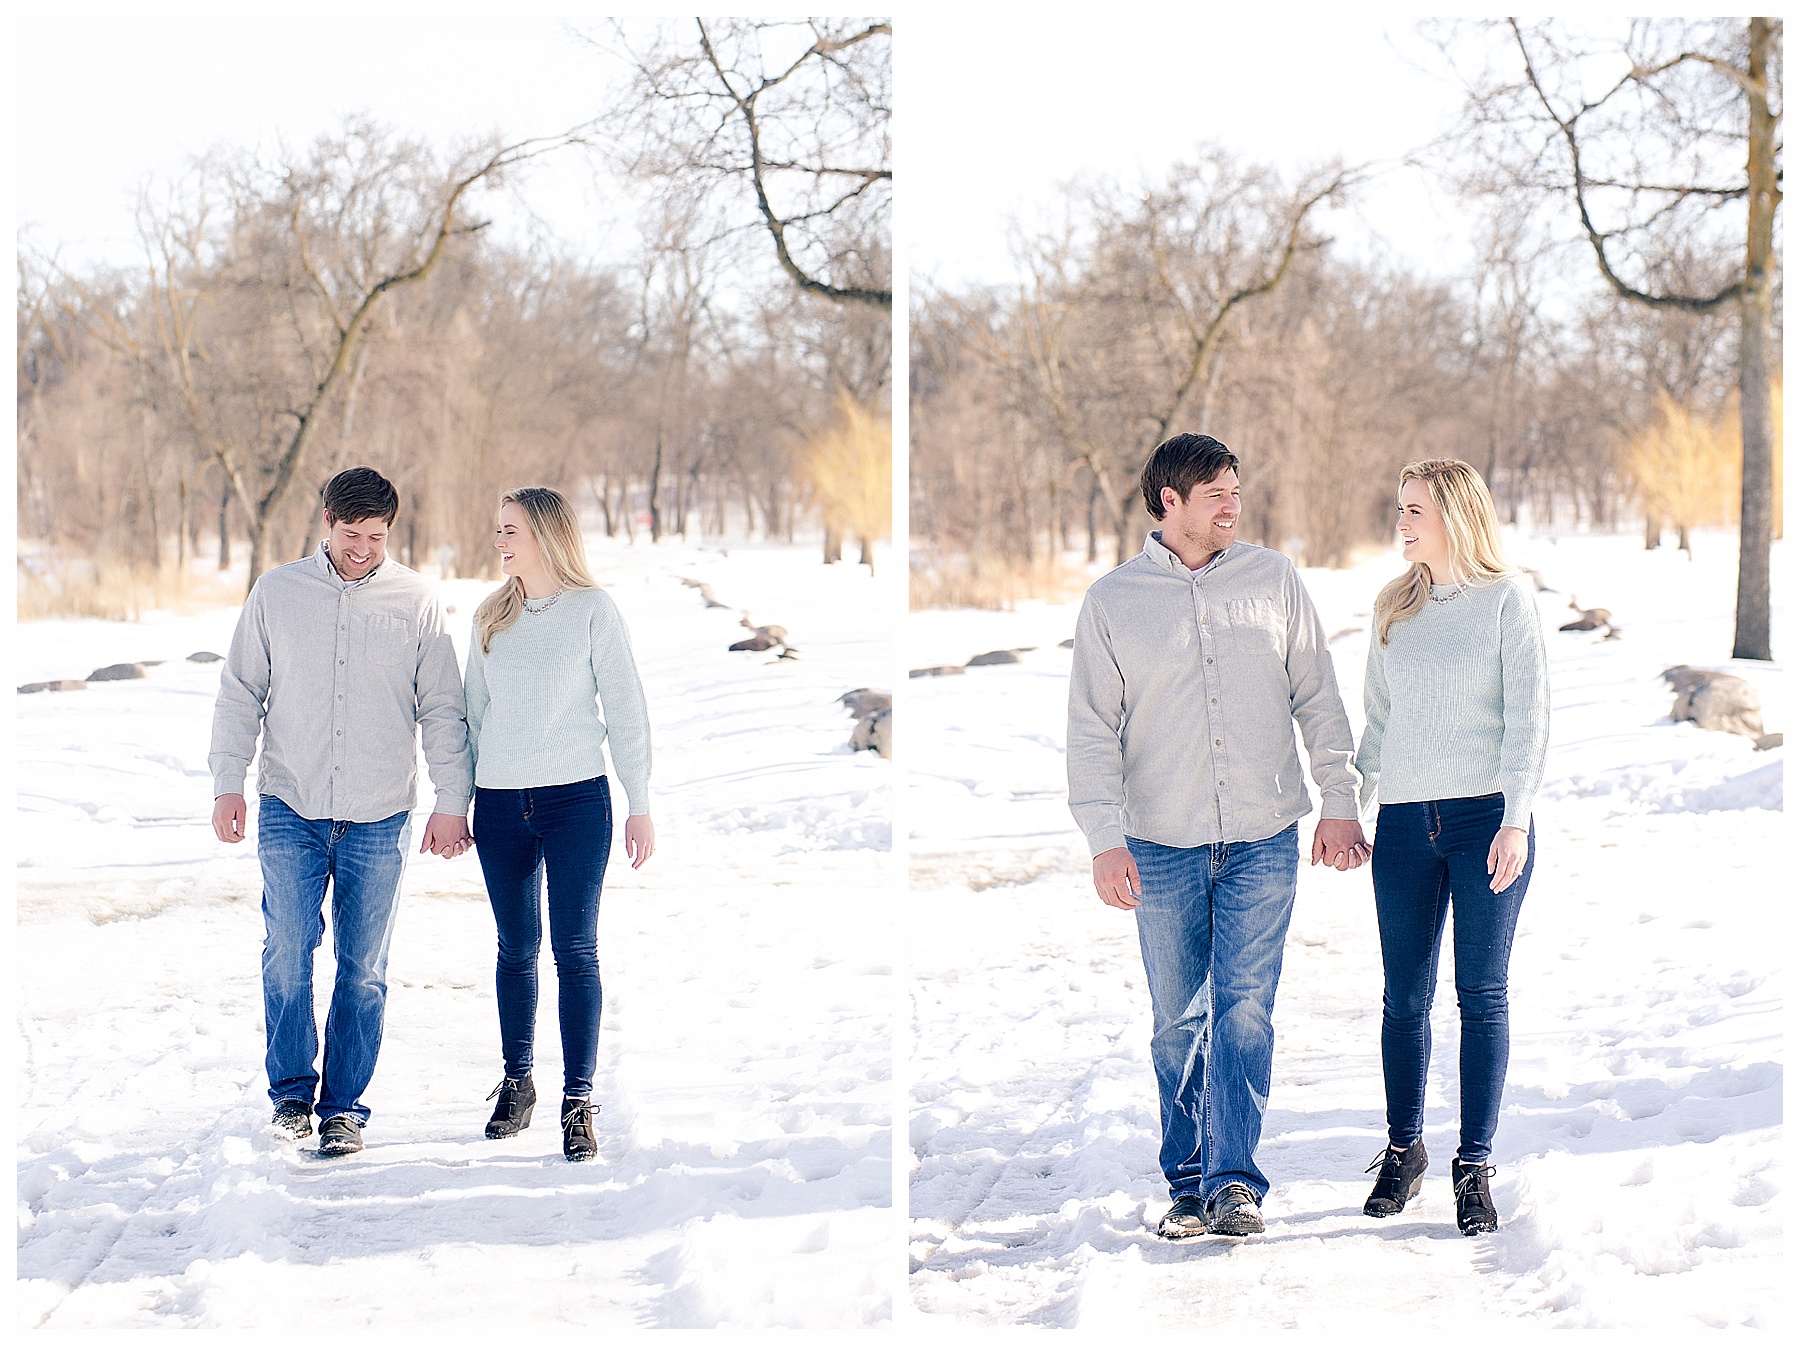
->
xmin=321 ymin=467 xmax=399 ymax=525
xmin=1140 ymin=433 xmax=1239 ymax=520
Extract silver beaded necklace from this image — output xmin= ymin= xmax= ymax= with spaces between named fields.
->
xmin=1428 ymin=578 xmax=1471 ymax=604
xmin=521 ymin=585 xmax=566 ymax=615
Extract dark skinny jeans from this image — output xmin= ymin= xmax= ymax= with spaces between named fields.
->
xmin=473 ymin=777 xmax=613 ymax=1099
xmin=1372 ymin=793 xmax=1533 ymax=1163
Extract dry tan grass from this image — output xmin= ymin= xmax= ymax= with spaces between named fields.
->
xmin=16 ymin=557 xmax=242 ymax=621
xmin=908 ymin=550 xmax=1092 ymax=611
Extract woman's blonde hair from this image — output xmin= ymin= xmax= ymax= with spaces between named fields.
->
xmin=473 ymin=486 xmax=598 ymax=652
xmin=1373 ymin=459 xmax=1513 ymax=646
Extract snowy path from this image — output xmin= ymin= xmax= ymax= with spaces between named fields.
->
xmin=16 ymin=541 xmax=896 ymax=1328
xmin=907 ymin=532 xmax=1783 ymax=1328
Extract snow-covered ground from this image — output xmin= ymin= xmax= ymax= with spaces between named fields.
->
xmin=908 ymin=528 xmax=1784 ymax=1328
xmin=16 ymin=539 xmax=896 ymax=1328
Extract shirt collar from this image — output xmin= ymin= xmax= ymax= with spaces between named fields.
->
xmin=1145 ymin=530 xmax=1235 ymax=576
xmin=316 ymin=540 xmax=383 ymax=590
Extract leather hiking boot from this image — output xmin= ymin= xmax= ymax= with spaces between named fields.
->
xmin=1157 ymin=1193 xmax=1207 ymax=1240
xmin=485 ymin=1075 xmax=537 ymax=1139
xmin=1363 ymin=1140 xmax=1428 ymax=1217
xmin=561 ymin=1096 xmax=598 ymax=1162
xmin=316 ymin=1115 xmax=364 ymax=1157
xmin=1452 ymin=1159 xmax=1499 ymax=1235
xmin=1204 ymin=1182 xmax=1264 ymax=1236
xmin=271 ymin=1099 xmax=313 ymax=1140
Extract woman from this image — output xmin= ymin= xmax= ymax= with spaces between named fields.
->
xmin=464 ymin=487 xmax=655 ymax=1162
xmin=1355 ymin=458 xmax=1547 ymax=1235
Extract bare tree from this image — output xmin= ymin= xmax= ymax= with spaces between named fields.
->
xmin=128 ymin=123 xmax=579 ymax=590
xmin=944 ymin=151 xmax=1358 ymax=563
xmin=20 ymin=93 xmax=889 ymax=611
xmin=602 ymin=17 xmax=892 ymax=309
xmin=1438 ymin=17 xmax=1782 ymax=658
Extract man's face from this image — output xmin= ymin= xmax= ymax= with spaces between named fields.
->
xmin=1162 ymin=468 xmax=1240 ymax=557
xmin=324 ymin=511 xmax=389 ymax=582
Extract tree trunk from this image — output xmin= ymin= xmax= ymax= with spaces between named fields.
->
xmin=1732 ymin=15 xmax=1777 ymax=660
xmin=823 ymin=523 xmax=842 ymax=564
xmin=648 ymin=435 xmax=665 ymax=541
xmin=859 ymin=535 xmax=875 ymax=573
xmin=217 ymin=481 xmax=232 ymax=570
xmin=247 ymin=525 xmax=271 ymax=586
xmin=766 ymin=483 xmax=786 ymax=539
xmin=1085 ymin=476 xmax=1099 ymax=563
xmin=137 ymin=406 xmax=161 ymax=568
xmin=1113 ymin=493 xmax=1135 ymax=568
xmin=596 ymin=474 xmax=617 ymax=536
xmin=177 ymin=473 xmax=190 ymax=569
xmin=1644 ymin=515 xmax=1662 ymax=549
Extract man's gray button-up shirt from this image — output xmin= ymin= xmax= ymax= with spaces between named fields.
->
xmin=1066 ymin=533 xmax=1360 ymax=856
xmin=209 ymin=545 xmax=473 ymax=823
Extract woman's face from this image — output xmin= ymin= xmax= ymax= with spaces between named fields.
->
xmin=495 ymin=501 xmax=547 ymax=580
xmin=1397 ymin=478 xmax=1451 ymax=579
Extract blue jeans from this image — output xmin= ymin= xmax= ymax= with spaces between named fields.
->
xmin=1372 ymin=794 xmax=1533 ymax=1163
xmin=258 ymin=794 xmax=411 ymax=1124
xmin=1127 ymin=824 xmax=1299 ymax=1201
xmin=473 ymin=778 xmax=613 ymax=1098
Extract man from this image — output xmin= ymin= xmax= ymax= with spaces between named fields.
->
xmin=1066 ymin=433 xmax=1368 ymax=1238
xmin=211 ymin=467 xmax=473 ymax=1158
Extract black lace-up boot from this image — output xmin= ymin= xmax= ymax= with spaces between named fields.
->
xmin=1451 ymin=1159 xmax=1499 ymax=1235
xmin=561 ymin=1096 xmax=598 ymax=1162
xmin=1363 ymin=1140 xmax=1428 ymax=1217
xmin=485 ymin=1075 xmax=536 ymax=1139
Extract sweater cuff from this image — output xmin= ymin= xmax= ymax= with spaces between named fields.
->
xmin=213 ymin=767 xmax=248 ymax=798
xmin=1501 ymin=793 xmax=1533 ymax=832
xmin=1318 ymin=789 xmax=1359 ymax=822
xmin=433 ymin=791 xmax=471 ymax=817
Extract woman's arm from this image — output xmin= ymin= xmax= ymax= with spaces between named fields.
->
xmin=1496 ymin=578 xmax=1550 ymax=832
xmin=589 ymin=593 xmax=652 ymax=819
xmin=463 ymin=626 xmax=489 ymax=780
xmin=1355 ymin=630 xmax=1390 ymax=818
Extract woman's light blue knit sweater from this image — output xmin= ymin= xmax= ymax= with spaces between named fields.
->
xmin=1356 ymin=574 xmax=1548 ymax=831
xmin=464 ymin=586 xmax=652 ymax=813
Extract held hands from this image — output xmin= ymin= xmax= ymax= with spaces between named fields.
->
xmin=1091 ymin=847 xmax=1141 ymax=910
xmin=624 ymin=814 xmax=656 ymax=869
xmin=1311 ymin=818 xmax=1371 ymax=871
xmin=1487 ymin=825 xmax=1528 ymax=892
xmin=421 ymin=812 xmax=472 ymax=858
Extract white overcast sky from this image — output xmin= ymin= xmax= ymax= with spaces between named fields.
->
xmin=15 ymin=9 xmax=640 ymax=270
xmin=10 ymin=7 xmax=1707 ymax=294
xmin=904 ymin=12 xmax=1481 ymax=290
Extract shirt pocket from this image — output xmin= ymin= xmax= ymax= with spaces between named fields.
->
xmin=361 ymin=613 xmax=414 ymax=667
xmin=1221 ymin=597 xmax=1287 ymax=663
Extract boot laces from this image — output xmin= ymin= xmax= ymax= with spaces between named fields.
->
xmin=1454 ymin=1163 xmax=1496 ymax=1198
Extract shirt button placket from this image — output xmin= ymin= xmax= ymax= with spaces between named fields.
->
xmin=333 ymin=590 xmax=349 ymax=814
xmin=1197 ymin=580 xmax=1226 ymax=836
